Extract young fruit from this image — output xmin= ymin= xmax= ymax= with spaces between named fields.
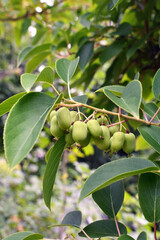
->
xmin=87 ymin=119 xmax=102 ymax=138
xmin=50 ymin=116 xmax=65 ymax=137
xmin=50 ymin=110 xmax=56 ymax=120
xmin=97 ymin=116 xmax=109 ymax=125
xmin=56 ymin=107 xmax=71 ymax=130
xmin=70 ymin=111 xmax=79 ymax=123
xmin=123 ymin=133 xmax=135 ymax=154
xmin=110 ymin=131 xmax=125 ymax=153
xmin=109 ymin=125 xmax=119 ymax=136
xmin=94 ymin=126 xmax=110 ymax=150
xmin=72 ymin=121 xmax=88 ymax=144
xmin=65 ymin=126 xmax=75 ymax=146
xmin=78 ymin=131 xmax=91 ymax=148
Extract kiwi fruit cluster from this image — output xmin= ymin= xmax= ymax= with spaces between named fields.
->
xmin=49 ymin=107 xmax=136 ymax=155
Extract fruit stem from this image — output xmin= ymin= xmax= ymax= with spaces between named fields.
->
xmin=50 ymin=83 xmax=60 ymax=95
xmin=141 ymin=108 xmax=148 ymax=122
xmin=62 ymin=99 xmax=160 ymax=126
xmin=118 ymin=107 xmax=122 ymax=131
xmin=107 ymin=120 xmax=126 ymax=127
xmin=149 ymin=108 xmax=160 ymax=124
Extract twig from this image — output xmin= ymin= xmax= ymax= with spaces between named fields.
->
xmin=79 ymin=227 xmax=93 ymax=240
xmin=154 ymin=222 xmax=157 ymax=240
xmin=149 ymin=108 xmax=160 ymax=124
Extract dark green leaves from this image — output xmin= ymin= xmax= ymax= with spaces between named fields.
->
xmin=43 ymin=136 xmax=66 ymax=210
xmin=77 ymin=41 xmax=94 ymax=70
xmin=102 ymin=80 xmax=142 ymax=118
xmin=153 ymin=68 xmax=160 ymax=100
xmin=138 ymin=173 xmax=160 ymax=222
xmin=79 ymin=220 xmax=127 ymax=238
xmin=92 ymin=181 xmax=124 ymax=218
xmin=137 ymin=232 xmax=147 ymax=240
xmin=3 ymin=232 xmax=33 ymax=240
xmin=50 ymin=211 xmax=82 ymax=228
xmin=138 ymin=125 xmax=160 ymax=154
xmin=56 ymin=57 xmax=79 ymax=83
xmin=79 ymin=158 xmax=158 ymax=201
xmin=117 ymin=235 xmax=135 ymax=240
xmin=0 ymin=92 xmax=26 ymax=117
xmin=4 ymin=92 xmax=55 ymax=168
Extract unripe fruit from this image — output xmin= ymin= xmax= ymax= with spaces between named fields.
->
xmin=70 ymin=111 xmax=79 ymax=123
xmin=109 ymin=125 xmax=119 ymax=136
xmin=78 ymin=131 xmax=91 ymax=148
xmin=65 ymin=127 xmax=75 ymax=146
xmin=87 ymin=119 xmax=102 ymax=138
xmin=50 ymin=110 xmax=56 ymax=120
xmin=72 ymin=121 xmax=88 ymax=144
xmin=56 ymin=107 xmax=71 ymax=130
xmin=50 ymin=116 xmax=65 ymax=137
xmin=97 ymin=116 xmax=109 ymax=125
xmin=123 ymin=133 xmax=135 ymax=154
xmin=94 ymin=126 xmax=110 ymax=150
xmin=110 ymin=131 xmax=125 ymax=153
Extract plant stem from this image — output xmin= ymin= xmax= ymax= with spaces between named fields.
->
xmin=149 ymin=108 xmax=160 ymax=124
xmin=154 ymin=222 xmax=157 ymax=240
xmin=60 ymin=99 xmax=160 ymax=127
xmin=79 ymin=227 xmax=93 ymax=240
xmin=50 ymin=83 xmax=60 ymax=95
xmin=114 ymin=215 xmax=121 ymax=237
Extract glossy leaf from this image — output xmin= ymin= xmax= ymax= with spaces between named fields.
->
xmin=4 ymin=92 xmax=55 ymax=168
xmin=100 ymin=40 xmax=124 ymax=64
xmin=43 ymin=136 xmax=66 ymax=210
xmin=103 ymin=80 xmax=142 ymax=118
xmin=79 ymin=158 xmax=158 ymax=201
xmin=79 ymin=220 xmax=127 ymax=238
xmin=153 ymin=68 xmax=160 ymax=100
xmin=50 ymin=211 xmax=82 ymax=228
xmin=25 ymin=51 xmax=50 ymax=73
xmin=92 ymin=181 xmax=124 ymax=218
xmin=22 ymin=234 xmax=43 ymax=240
xmin=126 ymin=36 xmax=148 ymax=60
xmin=0 ymin=92 xmax=26 ymax=117
xmin=77 ymin=41 xmax=94 ymax=70
xmin=56 ymin=57 xmax=79 ymax=83
xmin=137 ymin=231 xmax=147 ymax=240
xmin=117 ymin=235 xmax=135 ymax=240
xmin=98 ymin=85 xmax=125 ymax=97
xmin=20 ymin=73 xmax=37 ymax=92
xmin=36 ymin=66 xmax=54 ymax=84
xmin=143 ymin=102 xmax=160 ymax=121
xmin=138 ymin=125 xmax=160 ymax=154
xmin=138 ymin=173 xmax=160 ymax=222
xmin=18 ymin=43 xmax=51 ymax=66
xmin=3 ymin=232 xmax=33 ymax=240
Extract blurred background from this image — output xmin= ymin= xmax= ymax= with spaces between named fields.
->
xmin=0 ymin=0 xmax=160 ymax=239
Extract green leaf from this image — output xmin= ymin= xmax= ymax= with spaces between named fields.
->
xmin=3 ymin=232 xmax=33 ymax=240
xmin=18 ymin=43 xmax=51 ymax=66
xmin=92 ymin=181 xmax=124 ymax=218
xmin=20 ymin=73 xmax=37 ymax=92
xmin=4 ymin=92 xmax=55 ymax=168
xmin=143 ymin=102 xmax=160 ymax=121
xmin=110 ymin=0 xmax=123 ymax=10
xmin=50 ymin=211 xmax=82 ymax=228
xmin=98 ymin=85 xmax=125 ymax=97
xmin=111 ymin=23 xmax=131 ymax=36
xmin=79 ymin=220 xmax=127 ymax=238
xmin=153 ymin=68 xmax=160 ymax=100
xmin=137 ymin=231 xmax=147 ymax=240
xmin=134 ymin=72 xmax=140 ymax=80
xmin=126 ymin=36 xmax=148 ymax=60
xmin=73 ymin=95 xmax=88 ymax=104
xmin=43 ymin=136 xmax=66 ymax=210
xmin=79 ymin=158 xmax=158 ymax=201
xmin=0 ymin=92 xmax=26 ymax=117
xmin=36 ymin=66 xmax=54 ymax=85
xmin=22 ymin=234 xmax=43 ymax=240
xmin=138 ymin=125 xmax=160 ymax=154
xmin=100 ymin=40 xmax=124 ymax=65
xmin=138 ymin=173 xmax=160 ymax=222
xmin=77 ymin=41 xmax=94 ymax=70
xmin=80 ymin=13 xmax=91 ymax=30
xmin=117 ymin=235 xmax=135 ymax=240
xmin=25 ymin=51 xmax=50 ymax=73
xmin=56 ymin=57 xmax=79 ymax=83
xmin=103 ymin=80 xmax=142 ymax=118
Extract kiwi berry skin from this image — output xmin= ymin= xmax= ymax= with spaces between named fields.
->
xmin=72 ymin=121 xmax=88 ymax=143
xmin=109 ymin=125 xmax=119 ymax=136
xmin=65 ymin=126 xmax=75 ymax=146
xmin=56 ymin=107 xmax=71 ymax=130
xmin=123 ymin=133 xmax=135 ymax=154
xmin=50 ymin=116 xmax=65 ymax=137
xmin=110 ymin=131 xmax=125 ymax=153
xmin=50 ymin=110 xmax=56 ymax=120
xmin=87 ymin=119 xmax=102 ymax=138
xmin=94 ymin=126 xmax=110 ymax=150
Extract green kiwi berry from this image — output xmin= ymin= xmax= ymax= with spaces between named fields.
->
xmin=110 ymin=131 xmax=125 ymax=153
xmin=97 ymin=116 xmax=109 ymax=125
xmin=123 ymin=133 xmax=135 ymax=154
xmin=50 ymin=110 xmax=56 ymax=120
xmin=109 ymin=125 xmax=119 ymax=136
xmin=70 ymin=111 xmax=79 ymax=123
xmin=72 ymin=121 xmax=88 ymax=144
xmin=87 ymin=119 xmax=102 ymax=138
xmin=65 ymin=126 xmax=75 ymax=146
xmin=56 ymin=107 xmax=71 ymax=130
xmin=50 ymin=116 xmax=65 ymax=137
xmin=94 ymin=126 xmax=110 ymax=150
xmin=78 ymin=131 xmax=91 ymax=148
